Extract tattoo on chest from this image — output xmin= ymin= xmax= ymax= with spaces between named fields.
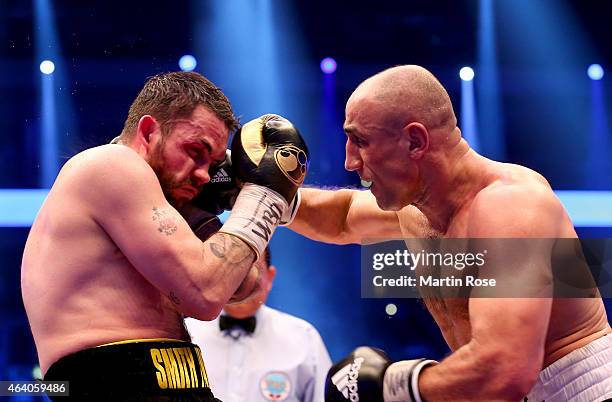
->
xmin=152 ymin=207 xmax=178 ymax=236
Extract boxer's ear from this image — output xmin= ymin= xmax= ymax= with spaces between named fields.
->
xmin=136 ymin=115 xmax=160 ymax=147
xmin=403 ymin=122 xmax=429 ymax=159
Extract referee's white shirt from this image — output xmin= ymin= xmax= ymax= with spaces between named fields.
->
xmin=185 ymin=305 xmax=332 ymax=402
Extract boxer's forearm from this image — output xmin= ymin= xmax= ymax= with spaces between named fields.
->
xmin=290 ymin=187 xmax=404 ymax=244
xmin=290 ymin=188 xmax=358 ymax=244
xmin=198 ymin=233 xmax=256 ymax=308
xmin=168 ymin=232 xmax=255 ymax=321
xmin=418 ymin=341 xmax=536 ymax=402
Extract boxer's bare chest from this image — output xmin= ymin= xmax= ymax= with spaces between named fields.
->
xmin=399 ymin=205 xmax=475 ymax=349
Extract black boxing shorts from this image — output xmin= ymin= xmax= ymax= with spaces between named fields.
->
xmin=44 ymin=338 xmax=222 ymax=401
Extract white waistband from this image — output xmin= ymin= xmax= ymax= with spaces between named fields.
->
xmin=526 ymin=334 xmax=612 ymax=402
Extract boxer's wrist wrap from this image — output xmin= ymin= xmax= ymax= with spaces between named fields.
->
xmin=279 ymin=189 xmax=301 ymax=226
xmin=218 ymin=183 xmax=287 ymax=259
xmin=383 ymin=359 xmax=438 ymax=402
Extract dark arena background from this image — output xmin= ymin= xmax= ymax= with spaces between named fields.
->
xmin=1 ymin=0 xmax=611 ymax=399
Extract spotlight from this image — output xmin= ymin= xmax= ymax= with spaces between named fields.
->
xmin=459 ymin=66 xmax=474 ymax=81
xmin=385 ymin=303 xmax=398 ymax=316
xmin=179 ymin=55 xmax=197 ymax=72
xmin=320 ymin=57 xmax=337 ymax=74
xmin=40 ymin=60 xmax=55 ymax=75
xmin=32 ymin=365 xmax=42 ymax=380
xmin=587 ymin=64 xmax=604 ymax=81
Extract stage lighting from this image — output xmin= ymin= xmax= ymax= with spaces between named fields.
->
xmin=40 ymin=60 xmax=55 ymax=75
xmin=320 ymin=57 xmax=337 ymax=74
xmin=459 ymin=66 xmax=474 ymax=81
xmin=179 ymin=55 xmax=197 ymax=72
xmin=385 ymin=303 xmax=398 ymax=316
xmin=587 ymin=64 xmax=604 ymax=81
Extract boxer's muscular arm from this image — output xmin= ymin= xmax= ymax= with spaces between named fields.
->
xmin=78 ymin=147 xmax=254 ymax=320
xmin=418 ymin=185 xmax=563 ymax=402
xmin=289 ymin=188 xmax=419 ymax=244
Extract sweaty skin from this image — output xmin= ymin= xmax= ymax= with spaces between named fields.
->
xmin=22 ymin=106 xmax=256 ymax=375
xmin=290 ymin=65 xmax=611 ymax=401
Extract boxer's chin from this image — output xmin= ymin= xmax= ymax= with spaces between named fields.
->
xmin=371 ymin=184 xmax=405 ymax=211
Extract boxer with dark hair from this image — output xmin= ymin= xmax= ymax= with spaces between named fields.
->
xmin=289 ymin=65 xmax=611 ymax=402
xmin=21 ymin=71 xmax=309 ymax=401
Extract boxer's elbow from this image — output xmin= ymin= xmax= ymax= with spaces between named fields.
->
xmin=183 ymin=296 xmax=223 ymax=321
xmin=176 ymin=285 xmax=224 ymax=321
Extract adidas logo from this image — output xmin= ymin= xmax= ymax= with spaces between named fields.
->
xmin=331 ymin=357 xmax=364 ymax=401
xmin=211 ymin=168 xmax=231 ymax=184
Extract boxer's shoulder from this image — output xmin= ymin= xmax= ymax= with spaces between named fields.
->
xmin=59 ymin=144 xmax=155 ymax=191
xmin=478 ymin=161 xmax=557 ymax=205
xmin=48 ymin=144 xmax=160 ymax=217
xmin=65 ymin=144 xmax=147 ymax=174
xmin=467 ymin=171 xmax=564 ymax=237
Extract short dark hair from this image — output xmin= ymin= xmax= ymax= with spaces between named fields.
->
xmin=120 ymin=72 xmax=239 ymax=140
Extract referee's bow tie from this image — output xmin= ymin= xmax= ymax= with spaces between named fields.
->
xmin=219 ymin=315 xmax=256 ymax=333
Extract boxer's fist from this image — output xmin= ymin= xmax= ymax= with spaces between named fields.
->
xmin=325 ymin=346 xmax=391 ymax=402
xmin=194 ymin=150 xmax=240 ymax=216
xmin=231 ymin=114 xmax=309 ymax=204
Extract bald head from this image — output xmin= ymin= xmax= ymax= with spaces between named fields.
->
xmin=348 ymin=65 xmax=457 ymax=133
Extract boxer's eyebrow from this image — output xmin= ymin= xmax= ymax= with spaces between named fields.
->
xmin=193 ymin=138 xmax=226 ymax=165
xmin=344 ymin=126 xmax=366 ymax=140
xmin=345 ymin=124 xmax=368 ymax=136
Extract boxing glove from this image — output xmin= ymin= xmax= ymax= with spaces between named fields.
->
xmin=325 ymin=347 xmax=437 ymax=402
xmin=231 ymin=114 xmax=309 ymax=204
xmin=194 ymin=150 xmax=240 ymax=216
xmin=194 ymin=149 xmax=301 ymax=225
xmin=219 ymin=115 xmax=309 ymax=257
xmin=326 ymin=346 xmax=391 ymax=402
xmin=179 ymin=204 xmax=222 ymax=242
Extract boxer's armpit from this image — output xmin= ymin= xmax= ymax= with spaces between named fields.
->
xmin=152 ymin=207 xmax=178 ymax=236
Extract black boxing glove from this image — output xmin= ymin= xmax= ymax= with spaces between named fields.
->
xmin=219 ymin=115 xmax=309 ymax=258
xmin=179 ymin=204 xmax=222 ymax=242
xmin=194 ymin=149 xmax=301 ymax=224
xmin=231 ymin=114 xmax=309 ymax=204
xmin=326 ymin=347 xmax=391 ymax=402
xmin=325 ymin=347 xmax=437 ymax=402
xmin=193 ymin=150 xmax=240 ymax=216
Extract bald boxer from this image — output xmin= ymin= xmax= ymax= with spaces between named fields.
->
xmin=21 ymin=72 xmax=309 ymax=401
xmin=289 ymin=65 xmax=611 ymax=401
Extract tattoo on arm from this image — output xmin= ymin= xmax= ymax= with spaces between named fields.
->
xmin=168 ymin=291 xmax=181 ymax=305
xmin=209 ymin=236 xmax=227 ymax=259
xmin=152 ymin=207 xmax=178 ymax=236
xmin=207 ymin=233 xmax=253 ymax=265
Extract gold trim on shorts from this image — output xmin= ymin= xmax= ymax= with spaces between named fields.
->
xmin=97 ymin=338 xmax=186 ymax=347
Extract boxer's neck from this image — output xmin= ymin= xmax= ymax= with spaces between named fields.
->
xmin=413 ymin=142 xmax=493 ymax=233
